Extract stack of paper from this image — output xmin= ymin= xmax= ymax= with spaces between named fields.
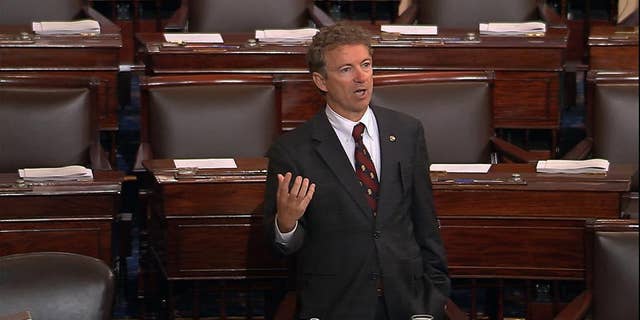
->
xmin=430 ymin=163 xmax=491 ymax=173
xmin=479 ymin=22 xmax=546 ymax=35
xmin=174 ymin=158 xmax=237 ymax=169
xmin=19 ymin=165 xmax=93 ymax=182
xmin=255 ymin=28 xmax=318 ymax=43
xmin=32 ymin=19 xmax=100 ymax=35
xmin=164 ymin=33 xmax=223 ymax=44
xmin=536 ymin=159 xmax=610 ymax=174
xmin=381 ymin=25 xmax=438 ymax=35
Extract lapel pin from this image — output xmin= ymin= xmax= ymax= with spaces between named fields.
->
xmin=389 ymin=135 xmax=396 ymax=142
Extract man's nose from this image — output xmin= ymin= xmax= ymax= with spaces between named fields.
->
xmin=353 ymin=67 xmax=368 ymax=82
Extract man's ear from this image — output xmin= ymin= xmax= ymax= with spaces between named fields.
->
xmin=312 ymin=72 xmax=328 ymax=93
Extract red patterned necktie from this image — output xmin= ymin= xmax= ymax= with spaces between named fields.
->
xmin=352 ymin=122 xmax=379 ymax=216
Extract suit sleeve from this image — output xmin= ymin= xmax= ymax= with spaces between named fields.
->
xmin=410 ymin=122 xmax=452 ymax=297
xmin=263 ymin=140 xmax=306 ymax=256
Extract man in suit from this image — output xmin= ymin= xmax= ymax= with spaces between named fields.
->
xmin=264 ymin=22 xmax=450 ymax=320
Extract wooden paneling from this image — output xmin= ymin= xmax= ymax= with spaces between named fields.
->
xmin=143 ymin=160 xmax=633 ymax=281
xmin=588 ymin=25 xmax=639 ymax=72
xmin=0 ymin=171 xmax=123 ymax=264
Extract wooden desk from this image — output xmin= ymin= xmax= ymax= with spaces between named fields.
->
xmin=0 ymin=171 xmax=123 ymax=264
xmin=143 ymin=158 xmax=286 ymax=280
xmin=142 ymin=159 xmax=631 ymax=318
xmin=137 ymin=29 xmax=567 ymax=137
xmin=432 ymin=164 xmax=632 ymax=279
xmin=0 ymin=27 xmax=122 ymax=131
xmin=588 ymin=25 xmax=639 ymax=71
xmin=143 ymin=159 xmax=632 ymax=281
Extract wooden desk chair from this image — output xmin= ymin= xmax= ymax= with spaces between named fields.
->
xmin=135 ymin=74 xmax=281 ymax=169
xmin=0 ymin=252 xmax=114 ymax=320
xmin=554 ymin=219 xmax=639 ymax=320
xmin=165 ymin=0 xmax=334 ymax=33
xmin=371 ymin=71 xmax=542 ymax=163
xmin=564 ymin=71 xmax=639 ymax=218
xmin=395 ymin=0 xmax=564 ymax=28
xmin=0 ymin=0 xmax=118 ymax=33
xmin=0 ymin=76 xmax=111 ymax=172
xmin=135 ymin=74 xmax=282 ymax=320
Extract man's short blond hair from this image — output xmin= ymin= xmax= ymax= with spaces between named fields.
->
xmin=307 ymin=22 xmax=373 ymax=77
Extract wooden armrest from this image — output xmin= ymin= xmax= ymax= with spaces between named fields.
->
xmin=490 ymin=136 xmax=540 ymax=163
xmin=394 ymin=2 xmax=417 ymax=25
xmin=133 ymin=142 xmax=153 ymax=172
xmin=308 ymin=3 xmax=335 ymax=27
xmin=84 ymin=6 xmax=120 ymax=34
xmin=537 ymin=0 xmax=565 ymax=25
xmin=445 ymin=298 xmax=468 ymax=320
xmin=164 ymin=2 xmax=188 ymax=32
xmin=90 ymin=143 xmax=112 ymax=171
xmin=562 ymin=138 xmax=593 ymax=160
xmin=554 ymin=290 xmax=591 ymax=320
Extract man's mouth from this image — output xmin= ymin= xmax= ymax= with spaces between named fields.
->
xmin=354 ymin=88 xmax=367 ymax=97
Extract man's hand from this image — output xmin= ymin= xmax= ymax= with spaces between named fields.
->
xmin=276 ymin=172 xmax=315 ymax=233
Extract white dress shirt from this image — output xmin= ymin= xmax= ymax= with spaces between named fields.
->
xmin=275 ymin=105 xmax=381 ymax=243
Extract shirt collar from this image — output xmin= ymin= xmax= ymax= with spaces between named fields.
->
xmin=325 ymin=105 xmax=376 ymax=139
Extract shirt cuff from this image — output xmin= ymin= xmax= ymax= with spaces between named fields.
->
xmin=274 ymin=214 xmax=297 ymax=245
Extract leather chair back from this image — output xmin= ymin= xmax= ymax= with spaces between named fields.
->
xmin=0 ymin=77 xmax=100 ymax=172
xmin=0 ymin=252 xmax=114 ymax=320
xmin=414 ymin=0 xmax=538 ymax=29
xmin=0 ymin=0 xmax=83 ymax=24
xmin=140 ymin=75 xmax=280 ymax=159
xmin=372 ymin=72 xmax=494 ymax=163
xmin=590 ymin=79 xmax=639 ymax=190
xmin=187 ymin=0 xmax=308 ymax=32
xmin=589 ymin=220 xmax=639 ymax=320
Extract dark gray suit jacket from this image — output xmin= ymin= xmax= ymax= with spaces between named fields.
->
xmin=264 ymin=105 xmax=450 ymax=320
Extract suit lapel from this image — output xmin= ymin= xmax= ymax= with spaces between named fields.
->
xmin=374 ymin=106 xmax=403 ymax=221
xmin=310 ymin=112 xmax=372 ymax=218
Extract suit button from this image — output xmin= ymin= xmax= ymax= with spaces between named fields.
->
xmin=373 ymin=231 xmax=381 ymax=239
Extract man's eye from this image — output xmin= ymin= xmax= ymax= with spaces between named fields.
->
xmin=340 ymin=67 xmax=351 ymax=73
xmin=362 ymin=62 xmax=371 ymax=68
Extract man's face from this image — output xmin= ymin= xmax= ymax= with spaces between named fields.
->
xmin=312 ymin=44 xmax=373 ymax=121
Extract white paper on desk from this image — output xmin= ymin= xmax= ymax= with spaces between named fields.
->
xmin=255 ymin=28 xmax=318 ymax=42
xmin=430 ymin=163 xmax=491 ymax=173
xmin=381 ymin=25 xmax=438 ymax=35
xmin=19 ymin=165 xmax=93 ymax=181
xmin=536 ymin=159 xmax=610 ymax=174
xmin=174 ymin=158 xmax=237 ymax=169
xmin=32 ymin=19 xmax=100 ymax=35
xmin=164 ymin=33 xmax=224 ymax=43
xmin=479 ymin=22 xmax=546 ymax=35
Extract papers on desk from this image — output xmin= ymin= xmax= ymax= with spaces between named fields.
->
xmin=536 ymin=159 xmax=610 ymax=174
xmin=479 ymin=22 xmax=546 ymax=35
xmin=173 ymin=158 xmax=237 ymax=169
xmin=255 ymin=28 xmax=318 ymax=43
xmin=381 ymin=25 xmax=438 ymax=35
xmin=32 ymin=19 xmax=100 ymax=35
xmin=430 ymin=163 xmax=492 ymax=173
xmin=164 ymin=33 xmax=223 ymax=44
xmin=18 ymin=165 xmax=93 ymax=182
